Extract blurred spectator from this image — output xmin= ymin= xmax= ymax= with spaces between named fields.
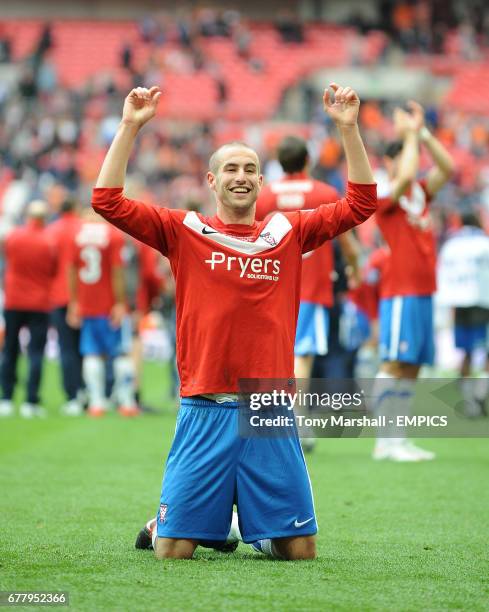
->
xmin=0 ymin=30 xmax=11 ymax=63
xmin=121 ymin=43 xmax=133 ymax=71
xmin=275 ymin=10 xmax=304 ymax=43
xmin=0 ymin=11 xmax=486 ymax=232
xmin=0 ymin=200 xmax=56 ymax=418
xmin=198 ymin=8 xmax=231 ymax=37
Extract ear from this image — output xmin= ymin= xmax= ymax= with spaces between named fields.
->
xmin=258 ymin=174 xmax=264 ymax=189
xmin=207 ymin=171 xmax=216 ymax=191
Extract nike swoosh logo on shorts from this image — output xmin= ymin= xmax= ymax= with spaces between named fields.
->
xmin=294 ymin=517 xmax=314 ymax=528
xmin=202 ymin=227 xmax=218 ymax=235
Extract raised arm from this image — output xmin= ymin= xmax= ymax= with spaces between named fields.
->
xmin=411 ymin=102 xmax=454 ymax=197
xmin=92 ymin=87 xmax=177 ymax=253
xmin=96 ymin=86 xmax=162 ymax=188
xmin=389 ymin=105 xmax=421 ymax=203
xmin=299 ymin=84 xmax=377 ymax=252
xmin=323 ymin=83 xmax=375 ymax=185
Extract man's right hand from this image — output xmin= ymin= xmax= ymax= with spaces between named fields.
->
xmin=122 ymin=86 xmax=162 ymax=129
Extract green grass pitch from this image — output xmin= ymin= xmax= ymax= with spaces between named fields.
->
xmin=1 ymin=360 xmax=488 ymax=611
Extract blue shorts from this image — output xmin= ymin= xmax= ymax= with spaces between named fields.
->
xmin=339 ymin=300 xmax=371 ymax=351
xmin=379 ymin=295 xmax=434 ymax=365
xmin=156 ymin=397 xmax=317 ymax=543
xmin=454 ymin=325 xmax=487 ymax=353
xmin=294 ymin=302 xmax=329 ymax=356
xmin=80 ymin=316 xmax=131 ymax=357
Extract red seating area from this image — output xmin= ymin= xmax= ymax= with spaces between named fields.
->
xmin=3 ymin=19 xmax=488 ymax=120
xmin=1 ymin=20 xmax=388 ymax=121
xmin=444 ymin=65 xmax=489 ymax=115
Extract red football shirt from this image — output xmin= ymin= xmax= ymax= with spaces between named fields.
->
xmin=92 ymin=182 xmax=376 ymax=396
xmin=70 ymin=220 xmax=125 ymax=317
xmin=376 ymin=180 xmax=436 ymax=298
xmin=46 ymin=212 xmax=82 ymax=308
xmin=4 ymin=220 xmax=56 ymax=312
xmin=349 ymin=247 xmax=390 ymax=320
xmin=256 ymin=173 xmax=339 ymax=307
xmin=136 ymin=241 xmax=165 ymax=313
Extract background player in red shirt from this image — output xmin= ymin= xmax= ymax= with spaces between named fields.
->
xmin=348 ymin=245 xmax=390 ymax=378
xmin=0 ymin=200 xmax=56 ymax=418
xmin=47 ymin=195 xmax=84 ymax=416
xmin=373 ymin=102 xmax=454 ymax=461
xmin=67 ymin=209 xmax=138 ymax=417
xmin=256 ymin=135 xmax=359 ymax=451
xmin=92 ymin=83 xmax=376 ymax=560
xmin=123 ymin=235 xmax=166 ymax=411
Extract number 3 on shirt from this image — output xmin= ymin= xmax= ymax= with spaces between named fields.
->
xmin=80 ymin=245 xmax=102 ymax=284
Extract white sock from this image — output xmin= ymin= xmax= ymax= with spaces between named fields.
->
xmin=460 ymin=377 xmax=474 ymax=403
xmin=474 ymin=373 xmax=489 ymax=402
xmin=394 ymin=377 xmax=416 ymax=445
xmin=82 ymin=355 xmax=106 ymax=409
xmin=253 ymin=539 xmax=284 ymax=559
xmin=372 ymin=372 xmax=396 ymax=447
xmin=226 ymin=511 xmax=242 ymax=543
xmin=113 ymin=355 xmax=136 ymax=408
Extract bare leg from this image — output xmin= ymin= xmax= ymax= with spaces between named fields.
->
xmin=272 ymin=535 xmax=316 ymax=561
xmin=154 ymin=537 xmax=198 ymax=560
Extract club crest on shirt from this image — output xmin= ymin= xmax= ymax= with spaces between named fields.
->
xmin=259 ymin=232 xmax=277 ymax=247
xmin=159 ymin=503 xmax=168 ymax=523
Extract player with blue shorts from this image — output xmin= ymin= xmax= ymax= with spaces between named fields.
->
xmin=256 ymin=136 xmax=359 ymax=452
xmin=373 ymin=102 xmax=454 ymax=462
xmin=67 ymin=209 xmax=138 ymax=417
xmin=92 ymin=83 xmax=377 ymax=559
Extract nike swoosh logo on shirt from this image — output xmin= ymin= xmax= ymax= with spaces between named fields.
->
xmin=294 ymin=517 xmax=314 ymax=528
xmin=202 ymin=227 xmax=218 ymax=235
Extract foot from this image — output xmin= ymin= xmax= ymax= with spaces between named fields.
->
xmin=20 ymin=403 xmax=46 ymax=418
xmin=0 ymin=399 xmax=13 ymax=417
xmin=373 ymin=440 xmax=435 ymax=462
xmin=220 ymin=511 xmax=241 ymax=553
xmin=135 ymin=518 xmax=156 ymax=550
xmin=60 ymin=399 xmax=83 ymax=417
xmin=118 ymin=406 xmax=141 ymax=417
xmin=402 ymin=441 xmax=435 ymax=461
xmin=251 ymin=541 xmax=264 ymax=554
xmin=87 ymin=406 xmax=106 ymax=418
xmin=77 ymin=389 xmax=89 ymax=410
xmin=135 ymin=512 xmax=242 ymax=553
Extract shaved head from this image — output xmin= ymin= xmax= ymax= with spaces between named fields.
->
xmin=209 ymin=142 xmax=260 ymax=175
xmin=206 ymin=141 xmax=263 ymax=221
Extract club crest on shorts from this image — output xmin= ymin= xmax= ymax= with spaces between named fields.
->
xmin=159 ymin=503 xmax=168 ymax=523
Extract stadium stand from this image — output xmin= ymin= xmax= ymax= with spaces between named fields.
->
xmin=0 ymin=5 xmax=487 ymax=219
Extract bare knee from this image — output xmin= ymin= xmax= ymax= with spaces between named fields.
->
xmin=273 ymin=535 xmax=316 ymax=561
xmin=154 ymin=537 xmax=197 ymax=560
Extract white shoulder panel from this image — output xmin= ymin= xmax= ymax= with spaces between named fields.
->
xmin=183 ymin=211 xmax=293 ymax=255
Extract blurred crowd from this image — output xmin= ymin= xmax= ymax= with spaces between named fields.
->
xmin=353 ymin=0 xmax=488 ymax=56
xmin=0 ymin=2 xmax=487 ymax=230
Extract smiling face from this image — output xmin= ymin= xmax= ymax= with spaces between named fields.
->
xmin=207 ymin=144 xmax=263 ymax=217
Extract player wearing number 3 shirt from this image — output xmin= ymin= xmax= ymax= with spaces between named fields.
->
xmin=92 ymin=83 xmax=376 ymax=561
xmin=67 ymin=210 xmax=137 ymax=417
